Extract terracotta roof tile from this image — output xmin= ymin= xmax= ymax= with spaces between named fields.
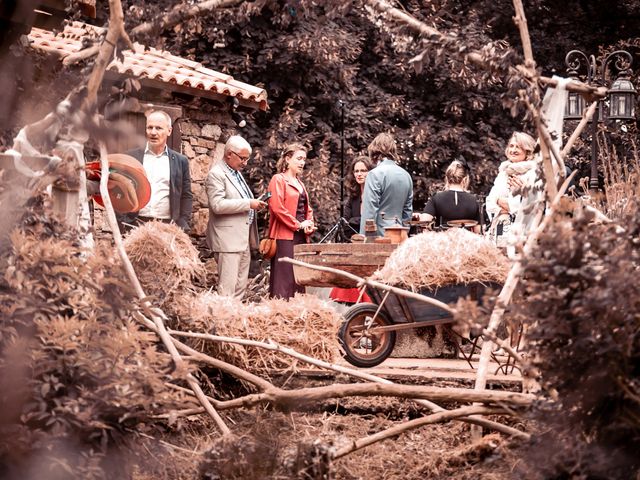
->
xmin=27 ymin=21 xmax=268 ymax=110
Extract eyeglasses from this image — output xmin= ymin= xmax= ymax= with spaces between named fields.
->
xmin=231 ymin=151 xmax=250 ymax=162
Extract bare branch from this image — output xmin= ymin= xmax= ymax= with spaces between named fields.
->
xmin=131 ymin=0 xmax=244 ymax=38
xmin=163 ymin=382 xmax=532 ymax=416
xmin=333 ymin=405 xmax=505 ymax=459
xmin=280 ymin=258 xmax=454 ymax=314
xmin=98 ymin=143 xmax=230 ymax=435
xmin=243 ymin=383 xmax=533 ymax=409
xmin=63 ymin=45 xmax=101 ymax=66
xmin=512 ymin=0 xmax=535 ymax=67
xmin=562 ymin=101 xmax=599 ymax=156
xmin=84 ymin=0 xmax=127 ymax=109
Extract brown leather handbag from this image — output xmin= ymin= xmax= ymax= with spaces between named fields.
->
xmin=259 ymin=237 xmax=277 ymax=259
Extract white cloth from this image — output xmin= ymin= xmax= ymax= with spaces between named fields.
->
xmin=138 ymin=144 xmax=171 ymax=219
xmin=541 ymin=76 xmax=571 ymax=176
xmin=508 ymin=75 xmax=569 ymax=255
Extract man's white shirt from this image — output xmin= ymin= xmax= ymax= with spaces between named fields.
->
xmin=138 ymin=144 xmax=171 ymax=219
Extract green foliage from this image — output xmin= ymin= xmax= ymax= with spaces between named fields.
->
xmin=0 ymin=218 xmax=190 ymax=479
xmin=114 ymin=0 xmax=638 ymax=234
xmin=515 ymin=203 xmax=640 ymax=479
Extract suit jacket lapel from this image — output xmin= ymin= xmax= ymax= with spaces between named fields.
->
xmin=168 ymin=149 xmax=178 ymax=191
xmin=223 ymin=169 xmax=245 ymax=197
xmin=222 ymin=167 xmax=254 ymax=199
xmin=131 ymin=148 xmax=144 ymax=164
xmin=238 ymin=172 xmax=254 ymax=199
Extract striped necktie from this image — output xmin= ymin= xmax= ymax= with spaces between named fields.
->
xmin=233 ymin=170 xmax=254 ymax=224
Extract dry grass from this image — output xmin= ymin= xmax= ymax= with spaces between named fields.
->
xmin=374 ymin=229 xmax=510 ymax=290
xmin=600 ymin=140 xmax=640 ymax=221
xmin=196 ymin=408 xmax=516 ymax=480
xmin=171 ymin=291 xmax=343 ymax=374
xmin=123 ymin=221 xmax=205 ymax=304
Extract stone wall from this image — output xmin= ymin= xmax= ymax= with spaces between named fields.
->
xmin=92 ymin=103 xmax=240 ymax=248
xmin=179 ymin=106 xmax=238 ymax=241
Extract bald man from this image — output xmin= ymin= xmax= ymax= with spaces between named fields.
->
xmin=118 ymin=110 xmax=193 ymax=232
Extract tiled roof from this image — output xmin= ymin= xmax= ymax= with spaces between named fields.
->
xmin=27 ymin=21 xmax=268 ymax=111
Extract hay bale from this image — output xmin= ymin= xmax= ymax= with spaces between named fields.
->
xmin=124 ymin=221 xmax=205 ymax=304
xmin=391 ymin=326 xmax=456 ymax=358
xmin=373 ymin=229 xmax=509 ymax=289
xmin=172 ymin=292 xmax=342 ymax=373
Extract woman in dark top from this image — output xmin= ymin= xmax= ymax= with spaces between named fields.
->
xmin=417 ymin=160 xmax=481 ymax=231
xmin=267 ymin=144 xmax=315 ymax=299
xmin=330 ymin=156 xmax=374 ymax=304
xmin=343 ymin=156 xmax=373 ymax=234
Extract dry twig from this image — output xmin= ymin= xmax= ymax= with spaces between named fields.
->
xmin=131 ymin=0 xmax=244 ymax=38
xmin=98 ymin=143 xmax=230 ymax=435
xmin=333 ymin=405 xmax=505 ymax=459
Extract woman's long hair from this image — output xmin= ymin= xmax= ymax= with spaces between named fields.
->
xmin=276 ymin=143 xmax=307 ymax=174
xmin=345 ymin=155 xmax=373 ymax=197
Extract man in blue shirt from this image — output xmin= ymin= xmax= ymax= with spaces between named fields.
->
xmin=360 ymin=132 xmax=413 ymax=236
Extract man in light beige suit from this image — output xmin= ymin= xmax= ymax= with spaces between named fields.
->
xmin=206 ymin=136 xmax=267 ymax=299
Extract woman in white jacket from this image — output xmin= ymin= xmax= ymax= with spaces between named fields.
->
xmin=486 ymin=131 xmax=537 ymax=217
xmin=485 ymin=131 xmax=536 ymax=245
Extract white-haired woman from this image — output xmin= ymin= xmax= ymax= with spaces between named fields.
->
xmin=486 ymin=131 xmax=537 ymax=217
xmin=485 ymin=132 xmax=536 ymax=244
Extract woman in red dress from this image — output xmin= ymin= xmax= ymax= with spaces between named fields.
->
xmin=267 ymin=143 xmax=315 ymax=300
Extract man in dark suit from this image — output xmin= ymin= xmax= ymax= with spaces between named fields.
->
xmin=118 ymin=110 xmax=192 ymax=232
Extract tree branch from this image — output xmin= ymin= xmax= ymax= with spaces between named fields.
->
xmin=235 ymin=383 xmax=534 ymax=409
xmin=131 ymin=0 xmax=244 ymax=38
xmin=160 ymin=382 xmax=531 ymax=423
xmin=333 ymin=405 xmax=505 ymax=459
xmin=512 ymin=0 xmax=534 ymax=67
xmin=168 ymin=329 xmax=529 ymax=439
xmin=562 ymin=100 xmax=599 ymax=156
xmin=84 ymin=0 xmax=129 ymax=110
xmin=63 ymin=45 xmax=101 ymax=67
xmin=98 ymin=143 xmax=230 ymax=435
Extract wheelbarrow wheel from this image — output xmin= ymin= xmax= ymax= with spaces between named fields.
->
xmin=338 ymin=303 xmax=396 ymax=368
